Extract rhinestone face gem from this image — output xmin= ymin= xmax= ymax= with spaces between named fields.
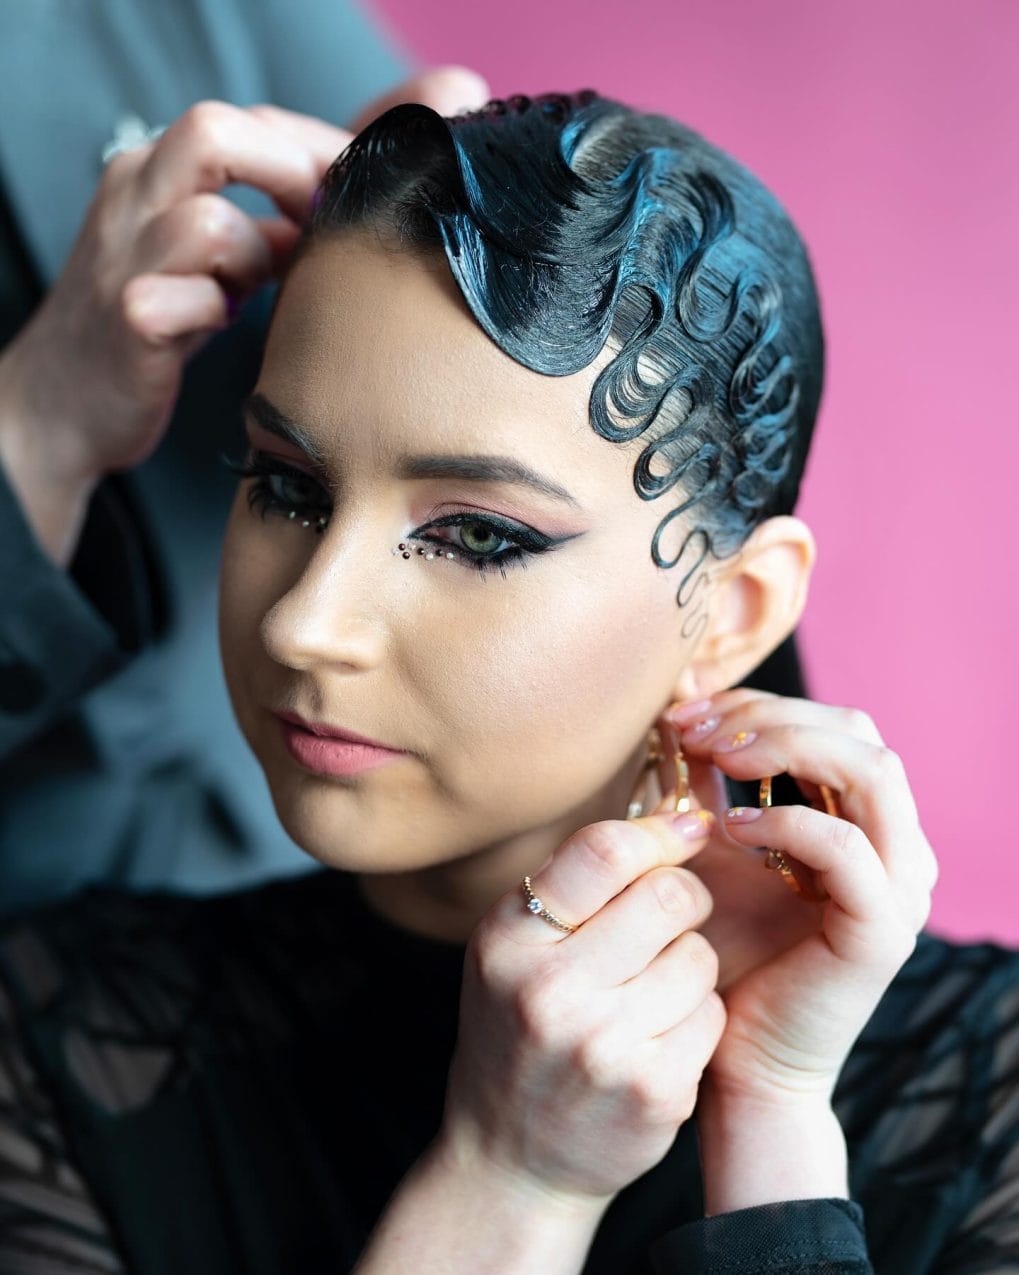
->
xmin=527 ymin=897 xmax=543 ymax=914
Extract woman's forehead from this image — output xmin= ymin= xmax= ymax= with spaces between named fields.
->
xmin=261 ymin=235 xmax=638 ymax=506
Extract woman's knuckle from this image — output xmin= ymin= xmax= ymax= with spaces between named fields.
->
xmin=574 ymin=1032 xmax=621 ymax=1089
xmin=829 ymin=817 xmax=865 ymax=862
xmin=680 ymin=929 xmax=718 ymax=977
xmin=648 ymin=867 xmax=699 ymax=917
xmin=838 ymin=705 xmax=880 ymax=741
xmin=467 ymin=922 xmax=506 ymax=987
xmin=868 ymin=744 xmax=904 ymax=783
xmin=628 ymin=1073 xmax=677 ymax=1122
xmin=515 ymin=979 xmax=563 ymax=1044
xmin=575 ymin=822 xmax=637 ymax=879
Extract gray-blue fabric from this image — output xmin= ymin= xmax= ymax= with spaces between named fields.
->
xmin=0 ymin=0 xmax=410 ymax=911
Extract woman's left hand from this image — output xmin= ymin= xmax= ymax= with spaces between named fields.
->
xmin=666 ymin=689 xmax=939 ymax=1106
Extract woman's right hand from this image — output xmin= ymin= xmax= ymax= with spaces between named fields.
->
xmin=440 ymin=807 xmax=725 ymax=1208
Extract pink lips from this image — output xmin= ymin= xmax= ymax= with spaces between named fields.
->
xmin=274 ymin=711 xmax=406 ymax=777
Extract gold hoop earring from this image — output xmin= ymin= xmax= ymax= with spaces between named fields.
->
xmin=625 ymin=725 xmax=691 ymax=819
xmin=758 ymin=774 xmax=830 ymax=903
xmin=757 ymin=773 xmax=798 ymax=888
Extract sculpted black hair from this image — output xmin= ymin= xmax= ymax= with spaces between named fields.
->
xmin=302 ymin=90 xmax=823 ymax=698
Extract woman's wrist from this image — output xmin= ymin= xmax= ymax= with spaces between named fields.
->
xmin=353 ymin=1127 xmax=610 ymax=1275
xmin=695 ymin=1080 xmax=849 ymax=1217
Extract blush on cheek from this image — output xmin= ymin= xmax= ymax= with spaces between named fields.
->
xmin=419 ymin=569 xmax=683 ymax=828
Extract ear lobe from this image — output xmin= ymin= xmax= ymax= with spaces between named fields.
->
xmin=674 ymin=516 xmax=816 ymax=698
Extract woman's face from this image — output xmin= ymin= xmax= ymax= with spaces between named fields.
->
xmin=219 ymin=232 xmax=703 ymax=876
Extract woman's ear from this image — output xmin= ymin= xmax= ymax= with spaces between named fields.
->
xmin=673 ymin=516 xmax=816 ymax=700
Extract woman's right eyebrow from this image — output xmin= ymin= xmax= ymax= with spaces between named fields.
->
xmin=243 ymin=393 xmax=581 ymax=509
xmin=242 ymin=393 xmax=325 ymax=465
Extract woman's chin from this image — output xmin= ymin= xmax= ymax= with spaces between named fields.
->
xmin=256 ymin=763 xmax=438 ymax=876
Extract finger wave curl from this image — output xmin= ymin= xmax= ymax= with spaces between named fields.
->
xmin=305 ymin=91 xmax=824 ymax=609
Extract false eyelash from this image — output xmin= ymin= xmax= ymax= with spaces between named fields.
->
xmin=409 ymin=511 xmax=557 ymax=578
xmin=221 ymin=450 xmax=331 ymax=522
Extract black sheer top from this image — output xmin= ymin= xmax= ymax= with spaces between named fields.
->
xmin=0 ymin=868 xmax=1016 ymax=1273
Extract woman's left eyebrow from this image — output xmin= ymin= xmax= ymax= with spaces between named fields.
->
xmin=242 ymin=393 xmax=325 ymax=465
xmin=397 ymin=454 xmax=581 ymax=508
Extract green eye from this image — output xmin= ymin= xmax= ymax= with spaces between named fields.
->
xmin=460 ymin=522 xmax=505 ymax=555
xmin=407 ymin=510 xmax=569 ymax=579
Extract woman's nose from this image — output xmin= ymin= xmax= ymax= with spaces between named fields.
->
xmin=259 ymin=531 xmax=392 ymax=673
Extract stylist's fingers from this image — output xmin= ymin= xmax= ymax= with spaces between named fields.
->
xmin=137 ymin=101 xmax=333 ymax=222
xmin=134 ymin=194 xmax=274 ymax=295
xmin=245 ymin=103 xmax=353 ymax=164
xmin=348 ymin=65 xmax=490 ymax=134
xmin=121 ymin=273 xmax=228 ymax=348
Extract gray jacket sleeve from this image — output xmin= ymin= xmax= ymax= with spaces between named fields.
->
xmin=0 ymin=461 xmax=152 ymax=758
xmin=0 ymin=0 xmax=412 ymax=761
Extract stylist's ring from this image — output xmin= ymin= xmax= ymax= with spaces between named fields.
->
xmin=521 ymin=876 xmax=578 ymax=934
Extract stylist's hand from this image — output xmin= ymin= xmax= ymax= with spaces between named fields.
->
xmin=439 ymin=806 xmax=725 ymax=1207
xmin=0 ymin=66 xmax=489 ymax=563
xmin=667 ymin=689 xmax=939 ymax=1106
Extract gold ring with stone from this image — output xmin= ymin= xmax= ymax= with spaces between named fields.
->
xmin=521 ymin=876 xmax=578 ymax=934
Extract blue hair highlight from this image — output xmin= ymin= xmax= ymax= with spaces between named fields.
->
xmin=303 ymin=90 xmax=824 ymax=609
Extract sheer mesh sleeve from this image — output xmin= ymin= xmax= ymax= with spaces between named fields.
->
xmin=0 ymin=879 xmax=1016 ymax=1275
xmin=0 ymin=977 xmax=123 ymax=1273
xmin=928 ymin=958 xmax=1019 ymax=1274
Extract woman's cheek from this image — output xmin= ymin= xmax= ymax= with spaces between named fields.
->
xmin=411 ymin=563 xmax=680 ymax=811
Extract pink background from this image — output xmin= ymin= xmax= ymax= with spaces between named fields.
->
xmin=366 ymin=0 xmax=1018 ymax=943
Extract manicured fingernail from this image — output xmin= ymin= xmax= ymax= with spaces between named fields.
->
xmin=668 ymin=809 xmax=716 ymax=839
xmin=725 ymin=805 xmax=764 ymax=823
xmin=664 ymin=699 xmax=714 ymax=725
xmin=713 ymin=730 xmax=757 ymax=753
xmin=680 ymin=716 xmax=721 ymax=742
